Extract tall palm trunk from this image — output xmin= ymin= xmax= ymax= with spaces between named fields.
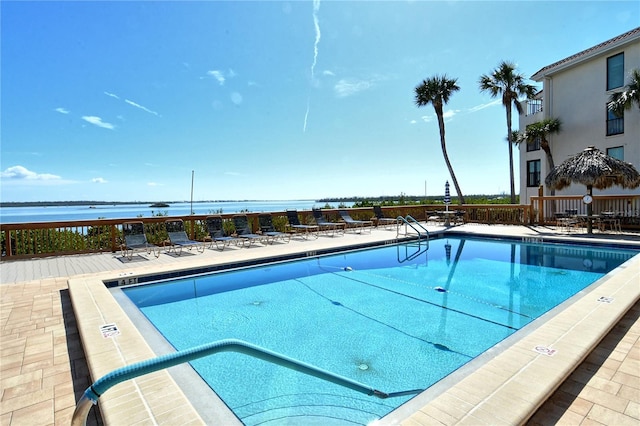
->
xmin=540 ymin=137 xmax=556 ymax=196
xmin=505 ymin=106 xmax=516 ymax=203
xmin=436 ymin=106 xmax=465 ymax=204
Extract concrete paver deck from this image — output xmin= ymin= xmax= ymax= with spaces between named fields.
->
xmin=1 ymin=224 xmax=639 ymax=425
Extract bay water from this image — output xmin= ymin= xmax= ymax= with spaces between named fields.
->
xmin=0 ymin=200 xmax=349 ymax=224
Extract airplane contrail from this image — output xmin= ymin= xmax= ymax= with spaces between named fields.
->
xmin=303 ymin=0 xmax=321 ymax=133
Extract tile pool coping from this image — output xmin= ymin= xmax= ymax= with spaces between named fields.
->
xmin=67 ymin=229 xmax=640 ymax=425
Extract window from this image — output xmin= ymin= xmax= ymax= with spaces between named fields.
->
xmin=607 ymin=146 xmax=624 ymax=160
xmin=607 ymin=53 xmax=624 ymax=90
xmin=526 ymin=136 xmax=541 ymax=152
xmin=607 ymin=107 xmax=624 ymax=136
xmin=527 ymin=160 xmax=541 ymax=187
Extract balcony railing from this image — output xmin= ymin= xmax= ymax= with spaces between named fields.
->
xmin=527 ymin=99 xmax=542 ymax=116
xmin=1 ymin=205 xmax=531 ymax=259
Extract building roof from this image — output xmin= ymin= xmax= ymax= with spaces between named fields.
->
xmin=531 ymin=27 xmax=640 ymax=81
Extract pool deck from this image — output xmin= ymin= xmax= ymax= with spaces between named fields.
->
xmin=1 ymin=223 xmax=639 ymax=425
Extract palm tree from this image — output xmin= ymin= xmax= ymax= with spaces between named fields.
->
xmin=608 ymin=68 xmax=640 ymax=115
xmin=414 ymin=75 xmax=465 ymax=204
xmin=521 ymin=118 xmax=562 ymax=195
xmin=479 ymin=61 xmax=537 ymax=203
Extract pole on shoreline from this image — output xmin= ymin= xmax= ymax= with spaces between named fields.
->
xmin=190 ymin=170 xmax=194 ymax=215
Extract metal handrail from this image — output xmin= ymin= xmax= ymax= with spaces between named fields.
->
xmin=396 ymin=215 xmax=429 ymax=242
xmin=71 ymin=338 xmax=423 ymax=426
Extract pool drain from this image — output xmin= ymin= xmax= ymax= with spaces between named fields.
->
xmin=358 ymin=363 xmax=369 ymax=371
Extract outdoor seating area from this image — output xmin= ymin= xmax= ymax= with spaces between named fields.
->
xmin=426 ymin=209 xmax=465 ymax=226
xmin=553 ymin=209 xmax=630 ymax=234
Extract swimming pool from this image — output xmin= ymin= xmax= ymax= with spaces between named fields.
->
xmin=120 ymin=237 xmax=637 ymax=425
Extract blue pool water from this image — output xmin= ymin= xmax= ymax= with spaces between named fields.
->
xmin=122 ymin=238 xmax=637 ymax=425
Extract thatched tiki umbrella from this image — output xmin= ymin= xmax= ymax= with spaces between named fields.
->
xmin=545 ymin=146 xmax=640 ymax=233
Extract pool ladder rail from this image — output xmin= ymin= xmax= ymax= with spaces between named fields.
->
xmin=71 ymin=338 xmax=424 ymax=426
xmin=396 ymin=215 xmax=430 ymax=242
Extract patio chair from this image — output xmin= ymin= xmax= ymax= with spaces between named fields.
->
xmin=312 ymin=209 xmax=345 ymax=236
xmin=598 ymin=211 xmax=622 ymax=233
xmin=285 ymin=210 xmax=319 ymax=239
xmin=232 ymin=215 xmax=264 ymax=247
xmin=258 ymin=214 xmax=291 ymax=244
xmin=338 ymin=210 xmax=372 ymax=233
xmin=452 ymin=210 xmax=466 ymax=225
xmin=205 ymin=216 xmax=242 ymax=250
xmin=425 ymin=210 xmax=445 ymax=225
xmin=120 ymin=221 xmax=159 ymax=260
xmin=372 ymin=205 xmax=397 ymax=229
xmin=164 ymin=219 xmax=205 ymax=255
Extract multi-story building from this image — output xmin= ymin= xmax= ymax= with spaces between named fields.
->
xmin=519 ymin=27 xmax=640 ymax=204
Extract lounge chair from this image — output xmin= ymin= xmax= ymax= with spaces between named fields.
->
xmin=285 ymin=210 xmax=319 ymax=239
xmin=338 ymin=210 xmax=372 ymax=233
xmin=372 ymin=206 xmax=397 ymax=229
xmin=232 ymin=215 xmax=264 ymax=247
xmin=120 ymin=221 xmax=159 ymax=260
xmin=205 ymin=216 xmax=242 ymax=250
xmin=312 ymin=209 xmax=345 ymax=236
xmin=164 ymin=219 xmax=205 ymax=255
xmin=258 ymin=214 xmax=291 ymax=244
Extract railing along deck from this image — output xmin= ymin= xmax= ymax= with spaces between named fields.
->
xmin=530 ymin=195 xmax=640 ymax=227
xmin=0 ymin=204 xmax=529 ymax=259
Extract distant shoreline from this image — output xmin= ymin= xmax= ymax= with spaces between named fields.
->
xmin=0 ymin=200 xmax=317 ymax=208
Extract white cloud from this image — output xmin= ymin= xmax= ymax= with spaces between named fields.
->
xmin=207 ymin=70 xmax=226 ymax=85
xmin=55 ymin=107 xmax=69 ymax=114
xmin=322 ymin=70 xmax=335 ymax=76
xmin=334 ymin=78 xmax=373 ymax=98
xmin=468 ymin=99 xmax=501 ymax=113
xmin=420 ymin=115 xmax=433 ymax=123
xmin=82 ymin=116 xmax=115 ymax=130
xmin=1 ymin=165 xmax=61 ymax=180
xmin=104 ymin=91 xmax=120 ymax=99
xmin=147 ymin=182 xmax=162 ymax=186
xmin=124 ymin=99 xmax=159 ymax=116
xmin=443 ymin=109 xmax=459 ymax=120
xmin=230 ymin=92 xmax=243 ymax=105
xmin=92 ymin=177 xmax=107 ymax=183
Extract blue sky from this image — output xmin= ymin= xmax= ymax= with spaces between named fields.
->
xmin=1 ymin=1 xmax=638 ymax=202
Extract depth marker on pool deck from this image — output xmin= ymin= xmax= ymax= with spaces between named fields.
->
xmin=100 ymin=323 xmax=120 ymax=338
xmin=534 ymin=345 xmax=557 ymax=356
